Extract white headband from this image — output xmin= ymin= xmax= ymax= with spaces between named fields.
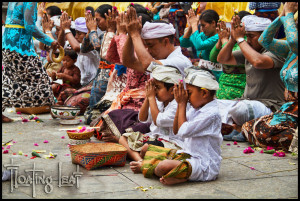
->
xmin=241 ymin=15 xmax=271 ymax=32
xmin=141 ymin=21 xmax=176 ymax=39
xmin=147 ymin=62 xmax=183 ymax=84
xmin=75 ymin=17 xmax=88 ymax=33
xmin=184 ymin=67 xmax=219 ymax=90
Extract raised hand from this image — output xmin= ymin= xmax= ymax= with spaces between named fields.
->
xmin=38 ymin=2 xmax=46 ymax=18
xmin=105 ymin=8 xmax=118 ymax=33
xmin=174 ymin=81 xmax=188 ymax=105
xmin=125 ymin=6 xmax=142 ymax=38
xmin=230 ymin=15 xmax=245 ymax=41
xmin=60 ymin=11 xmax=71 ymax=31
xmin=116 ymin=11 xmax=127 ymax=35
xmin=216 ymin=21 xmax=230 ymax=43
xmin=284 ymin=2 xmax=298 ymax=15
xmin=186 ymin=8 xmax=198 ymax=27
xmin=42 ymin=12 xmax=54 ymax=32
xmin=145 ymin=79 xmax=156 ymax=99
xmin=85 ymin=11 xmax=97 ymax=32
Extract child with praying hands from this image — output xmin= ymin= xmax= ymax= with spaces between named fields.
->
xmin=140 ymin=67 xmax=223 ymax=185
xmin=118 ymin=63 xmax=185 ymax=173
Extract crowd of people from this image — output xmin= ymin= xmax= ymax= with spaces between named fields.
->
xmin=2 ymin=2 xmax=298 ymax=185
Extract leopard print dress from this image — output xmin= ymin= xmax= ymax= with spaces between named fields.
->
xmin=2 ymin=49 xmax=54 ymax=112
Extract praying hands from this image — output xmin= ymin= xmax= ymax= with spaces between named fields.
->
xmin=230 ymin=15 xmax=245 ymax=42
xmin=105 ymin=8 xmax=118 ymax=33
xmin=116 ymin=11 xmax=127 ymax=35
xmin=174 ymin=81 xmax=188 ymax=105
xmin=125 ymin=6 xmax=142 ymax=38
xmin=85 ymin=11 xmax=97 ymax=32
xmin=60 ymin=11 xmax=72 ymax=31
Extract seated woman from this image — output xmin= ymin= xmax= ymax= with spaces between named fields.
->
xmin=51 ymin=49 xmax=81 ymax=104
xmin=89 ymin=8 xmax=154 ymax=139
xmin=209 ymin=11 xmax=251 ymax=101
xmin=179 ymin=9 xmax=220 ymax=81
xmin=242 ymin=2 xmax=298 ymax=152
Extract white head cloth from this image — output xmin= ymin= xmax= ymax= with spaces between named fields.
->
xmin=75 ymin=17 xmax=88 ymax=33
xmin=50 ymin=15 xmax=75 ymax=29
xmin=147 ymin=62 xmax=182 ymax=84
xmin=141 ymin=21 xmax=176 ymax=39
xmin=228 ymin=101 xmax=255 ymax=126
xmin=184 ymin=67 xmax=219 ymax=90
xmin=241 ymin=15 xmax=271 ymax=32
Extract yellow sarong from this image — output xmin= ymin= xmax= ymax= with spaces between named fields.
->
xmin=141 ymin=145 xmax=192 ymax=179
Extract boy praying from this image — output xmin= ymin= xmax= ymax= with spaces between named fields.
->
xmin=140 ymin=67 xmax=223 ymax=185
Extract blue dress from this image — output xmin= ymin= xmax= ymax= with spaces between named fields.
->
xmin=258 ymin=12 xmax=298 ymax=125
xmin=2 ymin=2 xmax=55 ymax=111
xmin=2 ymin=2 xmax=54 ymax=57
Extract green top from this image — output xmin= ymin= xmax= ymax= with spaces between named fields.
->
xmin=209 ymin=39 xmax=247 ymax=100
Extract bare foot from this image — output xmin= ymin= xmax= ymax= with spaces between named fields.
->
xmin=2 ymin=115 xmax=13 ymax=123
xmin=130 ymin=160 xmax=143 ymax=174
xmin=159 ymin=176 xmax=187 ymax=185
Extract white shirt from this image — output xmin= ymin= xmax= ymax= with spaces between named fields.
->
xmin=176 ymin=99 xmax=223 ymax=181
xmin=139 ymin=99 xmax=184 ymax=147
xmin=75 ymin=43 xmax=100 ymax=86
xmin=159 ymin=46 xmax=193 ymax=76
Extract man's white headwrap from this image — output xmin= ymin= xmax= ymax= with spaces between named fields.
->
xmin=75 ymin=17 xmax=88 ymax=33
xmin=184 ymin=67 xmax=219 ymax=90
xmin=147 ymin=62 xmax=182 ymax=84
xmin=241 ymin=15 xmax=271 ymax=32
xmin=50 ymin=15 xmax=75 ymax=29
xmin=141 ymin=21 xmax=176 ymax=39
xmin=228 ymin=101 xmax=255 ymax=126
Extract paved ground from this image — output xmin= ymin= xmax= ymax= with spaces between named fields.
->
xmin=2 ymin=109 xmax=298 ymax=199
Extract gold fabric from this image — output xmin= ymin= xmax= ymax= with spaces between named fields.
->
xmin=44 ymin=2 xmax=149 ymax=20
xmin=42 ymin=2 xmax=286 ymax=23
xmin=205 ymin=2 xmax=254 ymax=22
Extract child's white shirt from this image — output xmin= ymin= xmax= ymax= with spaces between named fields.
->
xmin=139 ymin=98 xmax=184 ymax=148
xmin=176 ymin=99 xmax=223 ymax=182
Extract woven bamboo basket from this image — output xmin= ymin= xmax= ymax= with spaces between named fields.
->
xmin=15 ymin=106 xmax=51 ymax=114
xmin=69 ymin=143 xmax=127 ymax=170
xmin=67 ymin=129 xmax=95 ymax=140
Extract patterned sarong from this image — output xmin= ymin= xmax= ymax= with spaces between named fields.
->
xmin=141 ymin=145 xmax=192 ymax=179
xmin=242 ymin=101 xmax=298 ymax=151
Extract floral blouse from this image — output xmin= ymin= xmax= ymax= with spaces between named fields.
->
xmin=2 ymin=2 xmax=54 ymax=57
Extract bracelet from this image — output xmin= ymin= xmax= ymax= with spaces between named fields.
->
xmin=64 ymin=29 xmax=71 ymax=34
xmin=89 ymin=30 xmax=96 ymax=34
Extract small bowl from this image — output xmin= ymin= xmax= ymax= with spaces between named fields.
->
xmin=51 ymin=105 xmax=81 ymax=120
xmin=67 ymin=129 xmax=95 ymax=140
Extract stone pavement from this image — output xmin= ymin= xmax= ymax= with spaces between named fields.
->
xmin=2 ymin=109 xmax=298 ymax=199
